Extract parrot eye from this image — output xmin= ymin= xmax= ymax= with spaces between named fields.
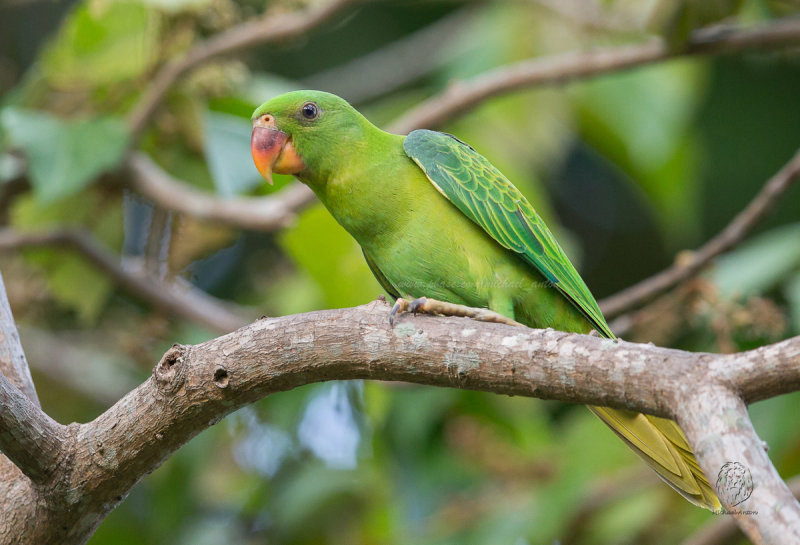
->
xmin=300 ymin=102 xmax=319 ymax=120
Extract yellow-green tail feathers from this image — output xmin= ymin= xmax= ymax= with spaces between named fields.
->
xmin=590 ymin=407 xmax=721 ymax=510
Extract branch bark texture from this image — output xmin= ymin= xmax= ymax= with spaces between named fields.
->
xmin=0 ymin=373 xmax=65 ymax=483
xmin=0 ymin=273 xmax=38 ymax=406
xmin=0 ymin=301 xmax=798 ymax=543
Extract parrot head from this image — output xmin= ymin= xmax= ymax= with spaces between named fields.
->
xmin=251 ymin=90 xmax=369 ymax=185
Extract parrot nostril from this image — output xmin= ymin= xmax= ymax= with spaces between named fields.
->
xmin=261 ymin=114 xmax=273 ymax=124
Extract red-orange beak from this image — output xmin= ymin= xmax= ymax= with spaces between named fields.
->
xmin=251 ymin=114 xmax=305 ymax=185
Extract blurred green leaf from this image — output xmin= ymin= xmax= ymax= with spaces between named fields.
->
xmin=272 ymin=463 xmax=370 ymax=536
xmin=48 ymin=253 xmax=115 ymax=323
xmin=11 ymin=192 xmax=124 ymax=322
xmin=574 ymin=61 xmax=705 ymax=244
xmin=203 ymin=110 xmax=262 ymax=196
xmin=786 ymin=273 xmax=800 ymax=334
xmin=0 ymin=152 xmax=25 ymax=183
xmin=710 ymin=223 xmax=800 ymax=298
xmin=280 ymin=203 xmax=382 ymax=310
xmin=42 ymin=1 xmax=159 ymax=87
xmin=1 ymin=107 xmax=128 ymax=203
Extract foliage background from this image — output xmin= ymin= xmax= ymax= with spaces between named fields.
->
xmin=2 ymin=0 xmax=800 ymax=543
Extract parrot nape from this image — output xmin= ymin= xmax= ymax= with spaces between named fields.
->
xmin=250 ymin=90 xmax=720 ymax=510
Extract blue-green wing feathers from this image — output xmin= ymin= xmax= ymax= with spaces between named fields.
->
xmin=403 ymin=129 xmax=614 ymax=339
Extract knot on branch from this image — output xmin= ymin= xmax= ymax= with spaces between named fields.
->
xmin=213 ymin=366 xmax=229 ymax=389
xmin=154 ymin=344 xmax=187 ymax=393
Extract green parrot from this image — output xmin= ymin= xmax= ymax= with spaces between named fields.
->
xmin=251 ymin=90 xmax=720 ymax=510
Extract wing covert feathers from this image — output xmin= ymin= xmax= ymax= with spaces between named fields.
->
xmin=403 ymin=129 xmax=613 ymax=338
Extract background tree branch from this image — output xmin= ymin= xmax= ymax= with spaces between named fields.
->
xmin=120 ymin=17 xmax=800 ymax=243
xmin=128 ymin=0 xmax=364 ymax=137
xmin=127 ymin=152 xmax=316 ymax=230
xmin=0 ymin=228 xmax=251 ymax=333
xmin=386 ymin=18 xmax=800 ymax=134
xmin=600 ymin=145 xmax=800 ymax=319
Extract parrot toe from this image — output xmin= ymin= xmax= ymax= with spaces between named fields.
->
xmin=389 ymin=296 xmax=522 ymax=327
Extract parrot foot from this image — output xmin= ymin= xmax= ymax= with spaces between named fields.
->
xmin=389 ymin=297 xmax=523 ymax=327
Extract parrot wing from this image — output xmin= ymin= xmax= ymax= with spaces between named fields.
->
xmin=403 ymin=129 xmax=720 ymax=511
xmin=403 ymin=129 xmax=613 ymax=338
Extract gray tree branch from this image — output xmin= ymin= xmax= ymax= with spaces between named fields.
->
xmin=676 ymin=388 xmax=800 ymax=544
xmin=0 ymin=273 xmax=67 ymax=484
xmin=127 ymin=152 xmax=316 ymax=230
xmin=0 ymin=300 xmax=798 ymax=543
xmin=681 ymin=476 xmax=800 ymax=545
xmin=0 ymin=372 xmax=66 ymax=483
xmin=0 ymin=273 xmax=38 ymax=406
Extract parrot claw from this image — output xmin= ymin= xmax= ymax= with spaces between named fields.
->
xmin=389 ymin=298 xmax=409 ymax=326
xmin=389 ymin=297 xmax=428 ymax=326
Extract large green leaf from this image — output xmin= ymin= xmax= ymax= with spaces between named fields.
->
xmin=1 ymin=107 xmax=129 ymax=203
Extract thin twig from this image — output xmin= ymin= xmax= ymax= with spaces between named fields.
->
xmin=600 ymin=146 xmax=800 ymax=319
xmin=0 ymin=228 xmax=250 ymax=333
xmin=128 ymin=0 xmax=363 ymax=137
xmin=127 ymin=152 xmax=315 ymax=230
